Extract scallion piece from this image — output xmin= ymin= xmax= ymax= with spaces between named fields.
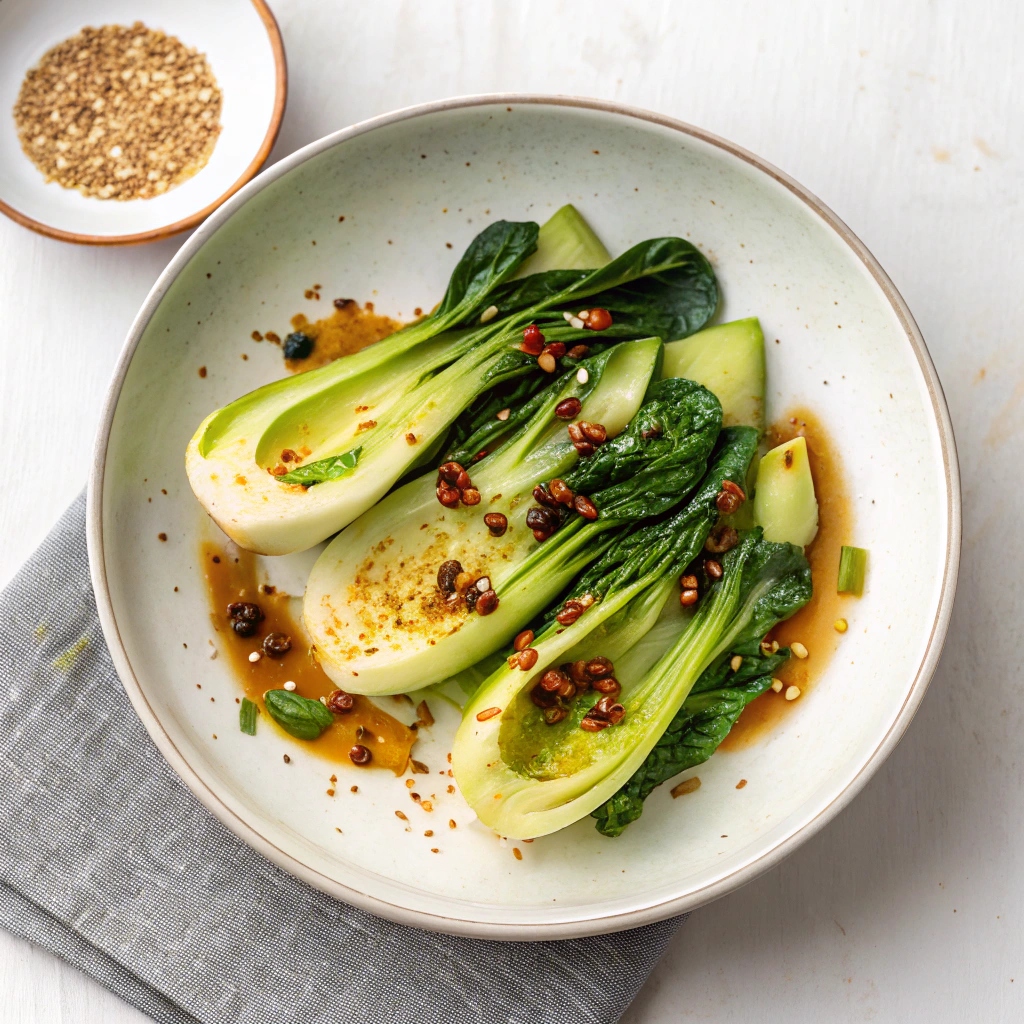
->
xmin=239 ymin=697 xmax=259 ymax=736
xmin=838 ymin=545 xmax=868 ymax=596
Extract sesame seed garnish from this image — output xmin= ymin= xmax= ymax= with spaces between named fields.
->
xmin=476 ymin=706 xmax=502 ymax=721
xmin=576 ymin=368 xmax=589 ymax=384
xmin=834 ymin=619 xmax=848 ymax=633
xmin=513 ymin=847 xmax=523 ymax=860
xmin=791 ymin=642 xmax=809 ymax=659
xmin=568 ymin=315 xmax=585 ymax=330
xmin=248 ymin=651 xmax=261 ymax=663
xmin=283 ymin=680 xmax=296 ymax=691
xmin=785 ymin=685 xmax=802 ymax=701
xmin=496 ymin=408 xmax=510 ymax=421
xmin=730 ymin=655 xmax=743 ymax=672
xmin=562 ymin=311 xmax=575 ymax=324
xmin=770 ymin=677 xmax=784 ymax=692
xmin=479 ymin=304 xmax=499 ymax=323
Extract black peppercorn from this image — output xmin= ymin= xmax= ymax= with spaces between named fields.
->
xmin=283 ymin=331 xmax=314 ymax=360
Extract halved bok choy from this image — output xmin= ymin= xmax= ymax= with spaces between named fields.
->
xmin=185 ymin=212 xmax=717 ymax=554
xmin=303 ymin=363 xmax=724 ymax=694
xmin=453 ymin=433 xmax=811 ymax=839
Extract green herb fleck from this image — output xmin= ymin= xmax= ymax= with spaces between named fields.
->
xmin=838 ymin=545 xmax=868 ymax=595
xmin=239 ymin=698 xmax=259 ymax=736
xmin=279 ymin=446 xmax=363 ymax=486
xmin=264 ymin=689 xmax=334 ymax=740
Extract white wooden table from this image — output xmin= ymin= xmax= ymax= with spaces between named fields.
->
xmin=1 ymin=1 xmax=1020 ymax=1019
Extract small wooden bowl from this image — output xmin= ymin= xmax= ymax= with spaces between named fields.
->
xmin=0 ymin=0 xmax=286 ymax=245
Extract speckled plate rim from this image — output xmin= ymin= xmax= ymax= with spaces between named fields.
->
xmin=87 ymin=93 xmax=962 ymax=940
xmin=0 ymin=0 xmax=287 ymax=247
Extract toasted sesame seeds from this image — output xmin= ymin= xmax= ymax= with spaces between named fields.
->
xmin=513 ymin=847 xmax=523 ymax=861
xmin=283 ymin=680 xmax=296 ymax=691
xmin=785 ymin=685 xmax=802 ymax=701
xmin=496 ymin=408 xmax=511 ymax=421
xmin=576 ymin=367 xmax=589 ymax=384
xmin=476 ymin=706 xmax=502 ymax=721
xmin=538 ymin=352 xmax=557 ymax=373
xmin=479 ymin=304 xmax=499 ymax=323
xmin=834 ymin=618 xmax=848 ymax=633
xmin=791 ymin=642 xmax=809 ymax=659
xmin=568 ymin=315 xmax=585 ymax=330
xmin=248 ymin=651 xmax=261 ymax=663
xmin=562 ymin=311 xmax=575 ymax=324
xmin=771 ymin=678 xmax=784 ymax=693
xmin=730 ymin=655 xmax=743 ymax=672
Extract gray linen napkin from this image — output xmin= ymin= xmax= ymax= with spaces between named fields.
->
xmin=0 ymin=494 xmax=680 ymax=1024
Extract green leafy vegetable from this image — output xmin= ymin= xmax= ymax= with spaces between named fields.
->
xmin=264 ymin=689 xmax=334 ymax=741
xmin=239 ymin=697 xmax=259 ymax=736
xmin=453 ymin=525 xmax=811 ymax=840
xmin=514 ymin=204 xmax=611 ymax=277
xmin=304 ymin=349 xmax=724 ymax=695
xmin=186 ymin=212 xmax=718 ymax=555
xmin=661 ymin=317 xmax=766 ymax=431
xmin=838 ymin=545 xmax=868 ymax=595
xmin=280 ymin=446 xmax=362 ymax=486
xmin=591 ymin=647 xmax=789 ymax=837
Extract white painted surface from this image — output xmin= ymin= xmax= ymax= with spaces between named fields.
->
xmin=0 ymin=0 xmax=1017 ymax=1019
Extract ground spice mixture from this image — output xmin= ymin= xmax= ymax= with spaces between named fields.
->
xmin=13 ymin=22 xmax=222 ymax=200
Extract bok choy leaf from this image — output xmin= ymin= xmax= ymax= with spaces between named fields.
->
xmin=185 ymin=213 xmax=717 ymax=555
xmin=302 ymin=357 xmax=723 ymax=695
xmin=452 ymin=519 xmax=810 ymax=840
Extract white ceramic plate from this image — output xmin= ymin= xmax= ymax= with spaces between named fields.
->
xmin=89 ymin=96 xmax=960 ymax=939
xmin=0 ymin=0 xmax=285 ymax=245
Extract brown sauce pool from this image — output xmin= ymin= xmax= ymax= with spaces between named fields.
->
xmin=202 ymin=542 xmax=417 ymax=773
xmin=286 ymin=301 xmax=402 ymax=372
xmin=721 ymin=407 xmax=855 ymax=749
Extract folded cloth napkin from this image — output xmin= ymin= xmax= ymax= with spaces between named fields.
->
xmin=0 ymin=494 xmax=680 ymax=1024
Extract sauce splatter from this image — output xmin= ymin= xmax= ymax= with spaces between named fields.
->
xmin=202 ymin=541 xmax=416 ymax=772
xmin=722 ymin=408 xmax=854 ymax=749
xmin=285 ymin=301 xmax=401 ymax=372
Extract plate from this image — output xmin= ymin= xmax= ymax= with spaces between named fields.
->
xmin=0 ymin=0 xmax=285 ymax=245
xmin=88 ymin=96 xmax=960 ymax=938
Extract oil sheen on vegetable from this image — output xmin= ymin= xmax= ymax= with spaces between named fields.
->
xmin=201 ymin=541 xmax=416 ymax=772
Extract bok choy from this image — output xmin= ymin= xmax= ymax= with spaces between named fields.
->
xmin=303 ymin=363 xmax=724 ymax=695
xmin=185 ymin=214 xmax=718 ymax=554
xmin=452 ymin=494 xmax=811 ymax=839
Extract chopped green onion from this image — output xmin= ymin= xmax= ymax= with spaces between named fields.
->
xmin=239 ymin=697 xmax=259 ymax=735
xmin=838 ymin=545 xmax=868 ymax=596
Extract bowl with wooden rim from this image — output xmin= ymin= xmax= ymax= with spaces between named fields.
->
xmin=88 ymin=95 xmax=960 ymax=938
xmin=0 ymin=0 xmax=286 ymax=245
